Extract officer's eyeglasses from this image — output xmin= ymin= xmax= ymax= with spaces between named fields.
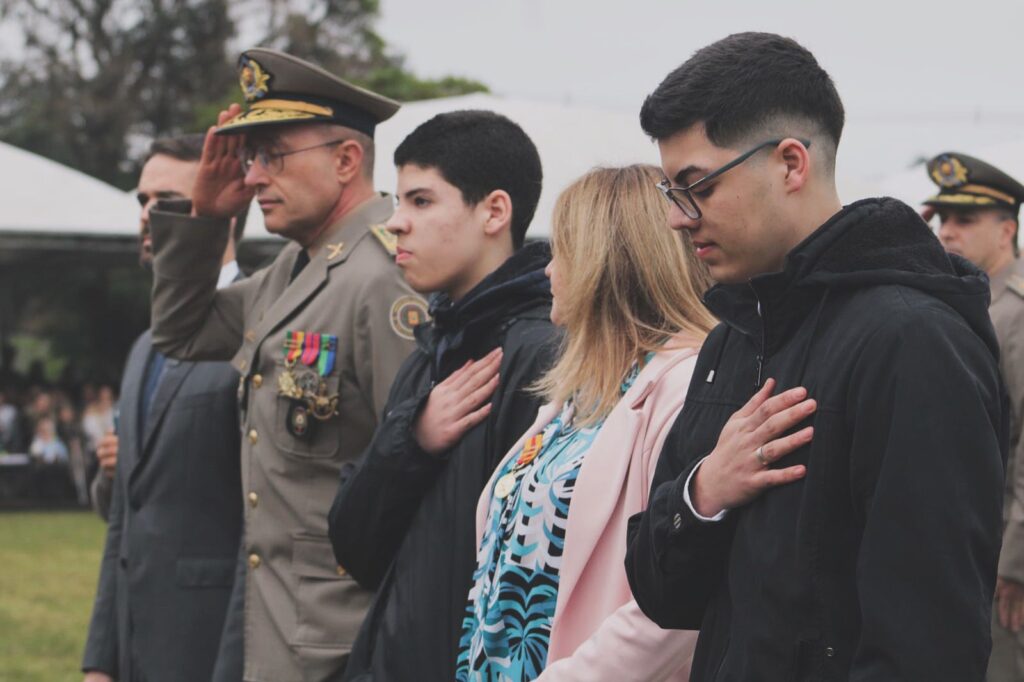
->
xmin=656 ymin=138 xmax=812 ymax=220
xmin=237 ymin=139 xmax=347 ymax=174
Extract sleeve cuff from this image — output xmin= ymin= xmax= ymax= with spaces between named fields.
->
xmin=682 ymin=456 xmax=728 ymax=522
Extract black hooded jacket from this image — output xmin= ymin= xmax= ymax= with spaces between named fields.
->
xmin=625 ymin=198 xmax=1008 ymax=681
xmin=329 ymin=242 xmax=559 ymax=681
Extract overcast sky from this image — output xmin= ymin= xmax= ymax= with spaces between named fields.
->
xmin=376 ymin=0 xmax=1024 ymax=191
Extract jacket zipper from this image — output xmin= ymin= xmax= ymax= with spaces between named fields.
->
xmin=752 ymin=286 xmax=767 ymax=387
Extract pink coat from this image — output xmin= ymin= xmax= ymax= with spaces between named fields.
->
xmin=474 ymin=340 xmax=701 ymax=681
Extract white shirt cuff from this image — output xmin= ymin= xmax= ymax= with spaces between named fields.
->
xmin=682 ymin=456 xmax=728 ymax=522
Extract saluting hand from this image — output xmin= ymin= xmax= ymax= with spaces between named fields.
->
xmin=191 ymin=103 xmax=254 ymax=220
xmin=414 ymin=348 xmax=503 ymax=455
xmin=691 ymin=378 xmax=815 ymax=518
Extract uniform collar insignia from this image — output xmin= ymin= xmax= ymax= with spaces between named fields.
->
xmin=326 ymin=242 xmax=346 ymax=261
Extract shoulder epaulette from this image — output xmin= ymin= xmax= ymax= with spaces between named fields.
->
xmin=1008 ymin=274 xmax=1024 ymax=299
xmin=369 ymin=224 xmax=397 ymax=256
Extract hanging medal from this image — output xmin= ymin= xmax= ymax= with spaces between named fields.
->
xmin=494 ymin=433 xmax=545 ymax=499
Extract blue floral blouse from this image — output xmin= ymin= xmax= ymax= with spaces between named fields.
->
xmin=456 ymin=360 xmax=646 ymax=681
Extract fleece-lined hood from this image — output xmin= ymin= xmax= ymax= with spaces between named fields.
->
xmin=704 ymin=197 xmax=998 ymax=361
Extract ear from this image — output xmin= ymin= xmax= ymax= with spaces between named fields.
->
xmin=1000 ymin=217 xmax=1018 ymax=248
xmin=777 ymin=138 xmax=811 ymax=194
xmin=334 ymin=140 xmax=365 ymax=183
xmin=479 ymin=189 xmax=513 ymax=240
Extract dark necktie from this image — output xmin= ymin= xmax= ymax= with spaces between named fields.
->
xmin=290 ymin=250 xmax=310 ymax=283
xmin=139 ymin=349 xmax=166 ymax=447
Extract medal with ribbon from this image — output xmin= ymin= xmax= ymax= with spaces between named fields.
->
xmin=278 ymin=330 xmax=341 ymax=438
xmin=494 ymin=432 xmax=545 ymax=499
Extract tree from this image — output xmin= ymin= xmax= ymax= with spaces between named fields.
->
xmin=0 ymin=0 xmax=488 ymax=189
xmin=0 ymin=0 xmax=236 ymax=188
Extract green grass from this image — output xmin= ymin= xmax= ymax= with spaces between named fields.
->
xmin=0 ymin=511 xmax=106 ymax=682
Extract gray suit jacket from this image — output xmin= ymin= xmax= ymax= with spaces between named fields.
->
xmin=82 ymin=330 xmax=243 ymax=681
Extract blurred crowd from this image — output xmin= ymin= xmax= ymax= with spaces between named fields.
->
xmin=0 ymin=380 xmax=117 ymax=505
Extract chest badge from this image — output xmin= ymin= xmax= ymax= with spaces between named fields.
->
xmin=279 ymin=330 xmax=342 ymax=438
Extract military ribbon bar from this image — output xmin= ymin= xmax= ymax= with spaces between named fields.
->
xmin=301 ymin=332 xmax=321 ymax=367
xmin=284 ymin=331 xmax=305 ymax=364
xmin=317 ymin=335 xmax=338 ymax=377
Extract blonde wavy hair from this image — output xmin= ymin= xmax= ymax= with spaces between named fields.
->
xmin=534 ymin=164 xmax=717 ymax=427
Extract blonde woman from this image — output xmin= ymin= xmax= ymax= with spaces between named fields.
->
xmin=456 ymin=165 xmax=716 ymax=681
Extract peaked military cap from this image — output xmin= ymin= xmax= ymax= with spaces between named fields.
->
xmin=216 ymin=48 xmax=400 ymax=138
xmin=924 ymin=152 xmax=1024 ymax=213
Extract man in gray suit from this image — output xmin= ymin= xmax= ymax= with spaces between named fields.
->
xmin=82 ymin=134 xmax=247 ymax=682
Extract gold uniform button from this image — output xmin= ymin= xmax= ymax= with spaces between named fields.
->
xmin=248 ymin=553 xmax=261 ymax=569
xmin=252 ymin=374 xmax=263 ymax=389
xmin=248 ymin=492 xmax=258 ymax=507
xmin=248 ymin=429 xmax=258 ymax=444
xmin=336 ymin=565 xmax=347 ymax=576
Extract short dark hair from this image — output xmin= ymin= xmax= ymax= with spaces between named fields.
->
xmin=146 ymin=133 xmax=205 ymax=163
xmin=393 ymin=110 xmax=543 ymax=248
xmin=640 ymin=32 xmax=845 ymax=161
xmin=146 ymin=133 xmax=247 ymax=240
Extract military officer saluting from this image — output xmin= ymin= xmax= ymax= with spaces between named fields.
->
xmin=923 ymin=152 xmax=1024 ymax=682
xmin=148 ymin=48 xmax=426 ymax=682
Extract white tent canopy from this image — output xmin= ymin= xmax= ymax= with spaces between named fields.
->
xmin=0 ymin=141 xmax=138 ymax=235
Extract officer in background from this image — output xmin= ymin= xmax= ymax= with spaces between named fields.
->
xmin=924 ymin=152 xmax=1024 ymax=681
xmin=148 ymin=48 xmax=425 ymax=682
xmin=82 ymin=134 xmax=245 ymax=682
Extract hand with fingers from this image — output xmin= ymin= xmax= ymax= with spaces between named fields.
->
xmin=192 ymin=103 xmax=254 ymax=220
xmin=96 ymin=430 xmax=118 ymax=479
xmin=996 ymin=577 xmax=1024 ymax=632
xmin=691 ymin=378 xmax=816 ymax=518
xmin=414 ymin=348 xmax=503 ymax=456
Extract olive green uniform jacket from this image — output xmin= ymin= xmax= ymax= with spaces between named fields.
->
xmin=149 ymin=194 xmax=422 ymax=682
xmin=989 ymin=257 xmax=1024 ymax=681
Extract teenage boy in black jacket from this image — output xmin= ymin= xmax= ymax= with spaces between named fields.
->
xmin=328 ymin=110 xmax=558 ymax=681
xmin=625 ymin=33 xmax=1007 ymax=681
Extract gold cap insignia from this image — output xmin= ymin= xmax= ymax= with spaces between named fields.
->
xmin=931 ymin=155 xmax=969 ymax=189
xmin=239 ymin=55 xmax=271 ymax=102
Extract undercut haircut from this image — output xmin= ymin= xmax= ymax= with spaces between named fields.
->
xmin=393 ymin=110 xmax=543 ymax=249
xmin=145 ymin=133 xmax=248 ymax=240
xmin=640 ymin=32 xmax=845 ymax=171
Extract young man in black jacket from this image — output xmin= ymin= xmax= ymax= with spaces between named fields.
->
xmin=624 ymin=33 xmax=1007 ymax=681
xmin=328 ymin=110 xmax=558 ymax=681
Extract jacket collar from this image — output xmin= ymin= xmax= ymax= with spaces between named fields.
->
xmin=416 ymin=241 xmax=552 ymax=378
xmin=704 ymin=197 xmax=965 ymax=355
xmin=239 ymin=194 xmax=393 ymax=365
